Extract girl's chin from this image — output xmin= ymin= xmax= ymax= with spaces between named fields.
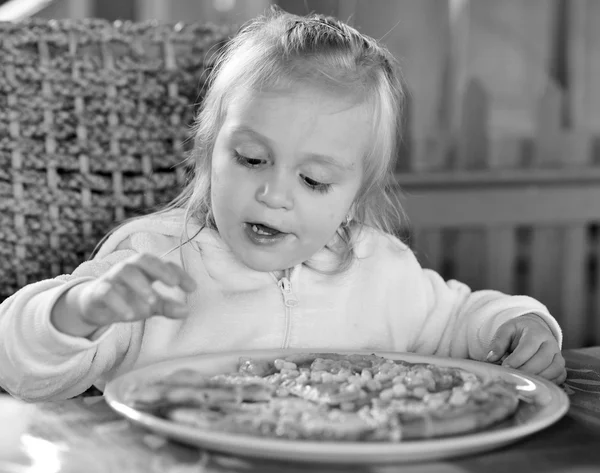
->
xmin=233 ymin=234 xmax=306 ymax=272
xmin=233 ymin=247 xmax=306 ymax=273
xmin=237 ymin=256 xmax=298 ymax=273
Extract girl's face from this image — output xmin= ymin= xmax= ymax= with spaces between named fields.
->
xmin=210 ymin=85 xmax=372 ymax=272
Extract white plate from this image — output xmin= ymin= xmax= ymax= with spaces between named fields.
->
xmin=104 ymin=349 xmax=569 ymax=464
xmin=0 ymin=462 xmax=29 ymax=473
xmin=0 ymin=395 xmax=33 ymax=469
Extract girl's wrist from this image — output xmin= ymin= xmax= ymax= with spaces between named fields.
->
xmin=50 ymin=283 xmax=103 ymax=339
xmin=520 ymin=312 xmax=553 ymax=333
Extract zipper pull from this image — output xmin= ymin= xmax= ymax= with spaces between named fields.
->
xmin=277 ymin=277 xmax=299 ymax=307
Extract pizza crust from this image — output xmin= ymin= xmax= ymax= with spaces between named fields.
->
xmin=125 ymin=353 xmax=521 ymax=442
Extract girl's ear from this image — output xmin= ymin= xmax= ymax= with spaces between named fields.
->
xmin=344 ymin=203 xmax=356 ymax=226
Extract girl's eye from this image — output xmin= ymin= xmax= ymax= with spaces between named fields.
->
xmin=302 ymin=175 xmax=332 ymax=194
xmin=234 ymin=151 xmax=265 ymax=168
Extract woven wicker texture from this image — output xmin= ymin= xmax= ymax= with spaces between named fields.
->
xmin=0 ymin=19 xmax=232 ymax=302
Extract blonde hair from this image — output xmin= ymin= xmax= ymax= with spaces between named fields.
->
xmin=99 ymin=7 xmax=409 ymax=272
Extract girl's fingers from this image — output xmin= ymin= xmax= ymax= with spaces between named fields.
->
xmin=83 ymin=281 xmax=137 ymax=325
xmin=538 ymin=353 xmax=567 ymax=384
xmin=132 ymin=254 xmax=196 ymax=292
xmin=552 ymin=369 xmax=568 ymax=385
xmin=110 ymin=275 xmax=189 ymax=321
xmin=112 ymin=264 xmax=159 ymax=307
xmin=487 ymin=322 xmax=519 ymax=362
xmin=154 ymin=297 xmax=190 ymax=320
xmin=501 ymin=333 xmax=543 ymax=369
xmin=112 ymin=279 xmax=160 ymax=320
xmin=509 ymin=341 xmax=554 ymax=375
xmin=92 ymin=254 xmax=196 ymax=322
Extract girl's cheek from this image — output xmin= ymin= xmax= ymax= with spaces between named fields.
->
xmin=210 ymin=164 xmax=222 ymax=184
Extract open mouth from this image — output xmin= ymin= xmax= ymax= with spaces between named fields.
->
xmin=251 ymin=223 xmax=281 ymax=236
xmin=244 ymin=222 xmax=289 ymax=245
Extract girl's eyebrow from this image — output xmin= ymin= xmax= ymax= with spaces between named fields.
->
xmin=230 ymin=125 xmax=352 ymax=172
xmin=304 ymin=153 xmax=354 ymax=172
xmin=230 ymin=125 xmax=271 ymax=147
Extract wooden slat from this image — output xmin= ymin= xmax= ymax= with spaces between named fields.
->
xmin=485 ymin=226 xmax=516 ymax=294
xmin=411 ymin=228 xmax=443 ymax=272
xmin=489 ymin=135 xmax=523 ymax=169
xmin=566 ymin=0 xmax=592 ymax=165
xmin=397 ymin=167 xmax=600 ymax=186
xmin=567 ymin=0 xmax=600 ymax=134
xmin=565 ymin=130 xmax=592 ymax=167
xmin=66 ymin=0 xmax=92 ymax=18
xmin=593 ymin=228 xmax=600 ymax=346
xmin=465 ymin=0 xmax=555 ymax=135
xmin=514 ymin=226 xmax=532 ymax=295
xmin=528 ymin=226 xmax=564 ymax=338
xmin=448 ymin=0 xmax=470 ymax=137
xmin=588 ymin=0 xmax=600 ymax=133
xmin=453 ymin=228 xmax=486 ymax=290
xmin=464 ymin=0 xmax=555 ymax=171
xmin=534 ymin=81 xmax=565 ymax=167
xmin=135 ymin=0 xmax=169 ymax=21
xmin=457 ymin=78 xmax=489 ymax=169
xmin=561 ymin=224 xmax=588 ymax=348
xmin=401 ymin=184 xmax=600 ymax=227
xmin=553 ymin=0 xmax=592 ymax=350
xmin=352 ymin=0 xmax=451 ymax=172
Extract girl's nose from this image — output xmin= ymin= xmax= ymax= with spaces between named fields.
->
xmin=255 ymin=174 xmax=294 ymax=210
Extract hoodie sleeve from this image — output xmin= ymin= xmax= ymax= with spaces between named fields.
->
xmin=408 ymin=267 xmax=563 ymax=361
xmin=366 ymin=230 xmax=563 ymax=361
xmin=0 ymin=247 xmax=136 ymax=402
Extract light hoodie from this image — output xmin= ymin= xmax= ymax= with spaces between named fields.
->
xmin=0 ymin=210 xmax=561 ymax=401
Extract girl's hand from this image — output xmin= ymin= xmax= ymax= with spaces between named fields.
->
xmin=486 ymin=313 xmax=566 ymax=385
xmin=75 ymin=253 xmax=196 ymax=328
xmin=78 ymin=254 xmax=196 ymax=326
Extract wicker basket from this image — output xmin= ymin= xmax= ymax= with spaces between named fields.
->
xmin=0 ymin=19 xmax=232 ymax=302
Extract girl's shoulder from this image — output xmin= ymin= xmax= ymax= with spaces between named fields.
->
xmin=351 ymin=225 xmax=424 ymax=280
xmin=353 ymin=225 xmax=412 ymax=259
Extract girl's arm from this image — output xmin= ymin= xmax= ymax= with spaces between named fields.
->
xmin=0 ymin=248 xmax=136 ymax=402
xmin=408 ymin=268 xmax=562 ymax=361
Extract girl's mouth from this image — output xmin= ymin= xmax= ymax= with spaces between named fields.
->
xmin=252 ymin=223 xmax=279 ymax=236
xmin=244 ymin=222 xmax=290 ymax=245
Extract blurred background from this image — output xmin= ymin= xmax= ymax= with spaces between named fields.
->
xmin=1 ymin=0 xmax=599 ymax=347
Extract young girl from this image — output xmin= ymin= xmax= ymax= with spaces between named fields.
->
xmin=0 ymin=9 xmax=565 ymax=402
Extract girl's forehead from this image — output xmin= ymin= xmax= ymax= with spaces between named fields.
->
xmin=225 ymin=85 xmax=371 ymax=123
xmin=220 ymin=86 xmax=373 ymax=167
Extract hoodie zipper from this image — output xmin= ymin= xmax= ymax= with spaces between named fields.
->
xmin=275 ymin=268 xmax=298 ymax=349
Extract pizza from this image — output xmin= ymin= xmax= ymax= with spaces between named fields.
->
xmin=124 ymin=353 xmax=521 ymax=442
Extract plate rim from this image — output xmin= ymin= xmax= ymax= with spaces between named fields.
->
xmin=104 ymin=349 xmax=570 ymax=464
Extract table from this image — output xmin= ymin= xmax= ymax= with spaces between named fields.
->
xmin=6 ymin=348 xmax=600 ymax=473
